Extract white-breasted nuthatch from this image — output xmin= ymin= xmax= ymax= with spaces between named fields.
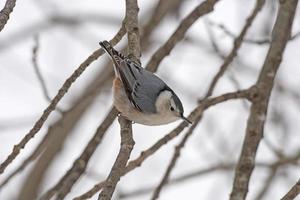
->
xmin=99 ymin=40 xmax=191 ymax=126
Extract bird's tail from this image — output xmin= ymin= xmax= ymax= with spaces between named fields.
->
xmin=99 ymin=40 xmax=125 ymax=61
xmin=99 ymin=41 xmax=115 ymax=56
xmin=99 ymin=40 xmax=126 ymax=77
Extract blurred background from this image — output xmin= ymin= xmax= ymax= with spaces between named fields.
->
xmin=0 ymin=0 xmax=299 ymax=199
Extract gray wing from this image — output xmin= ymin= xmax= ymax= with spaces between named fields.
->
xmin=132 ymin=70 xmax=167 ymax=113
xmin=118 ymin=59 xmax=167 ymax=113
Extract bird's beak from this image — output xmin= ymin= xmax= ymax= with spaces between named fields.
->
xmin=181 ymin=116 xmax=192 ymax=124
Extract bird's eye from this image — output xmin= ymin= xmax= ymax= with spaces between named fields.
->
xmin=170 ymin=106 xmax=175 ymax=111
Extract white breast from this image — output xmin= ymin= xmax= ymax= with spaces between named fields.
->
xmin=131 ymin=112 xmax=179 ymax=126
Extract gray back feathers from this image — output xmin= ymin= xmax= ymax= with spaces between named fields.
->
xmin=118 ymin=58 xmax=167 ymax=113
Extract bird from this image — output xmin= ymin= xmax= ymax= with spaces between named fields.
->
xmin=99 ymin=40 xmax=191 ymax=126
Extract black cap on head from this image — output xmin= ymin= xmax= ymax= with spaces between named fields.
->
xmin=170 ymin=90 xmax=192 ymax=124
xmin=171 ymin=92 xmax=184 ymax=114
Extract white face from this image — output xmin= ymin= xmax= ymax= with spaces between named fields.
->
xmin=155 ymin=90 xmax=181 ymax=119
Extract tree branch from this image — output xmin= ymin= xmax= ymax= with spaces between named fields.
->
xmin=124 ymin=0 xmax=140 ymax=61
xmin=0 ymin=0 xmax=16 ymax=32
xmin=97 ymin=116 xmax=135 ymax=200
xmin=204 ymin=0 xmax=265 ymax=98
xmin=229 ymin=1 xmax=298 ymax=200
xmin=145 ymin=0 xmax=220 ymax=72
xmin=98 ymin=0 xmax=140 ymax=199
xmin=281 ymin=179 xmax=300 ymax=200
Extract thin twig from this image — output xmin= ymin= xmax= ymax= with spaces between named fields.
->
xmin=281 ymin=179 xmax=300 ymax=200
xmin=204 ymin=20 xmax=250 ymax=108
xmin=119 ymin=163 xmax=234 ymax=199
xmin=253 ymin=147 xmax=298 ymax=200
xmin=204 ymin=0 xmax=266 ymax=98
xmin=207 ymin=19 xmax=300 ymax=45
xmin=32 ymin=35 xmax=51 ymax=102
xmin=140 ymin=0 xmax=182 ymax=47
xmin=31 ymin=35 xmax=64 ymax=114
xmin=150 ymin=116 xmax=202 ymax=200
xmin=0 ymin=130 xmax=48 ymax=189
xmin=145 ymin=0 xmax=220 ymax=72
xmin=204 ymin=19 xmax=226 ymax=59
xmin=0 ymin=0 xmax=16 ymax=32
xmin=229 ymin=1 xmax=298 ymax=200
xmin=254 ymin=169 xmax=277 ymax=200
xmin=253 ymin=149 xmax=299 ymax=200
